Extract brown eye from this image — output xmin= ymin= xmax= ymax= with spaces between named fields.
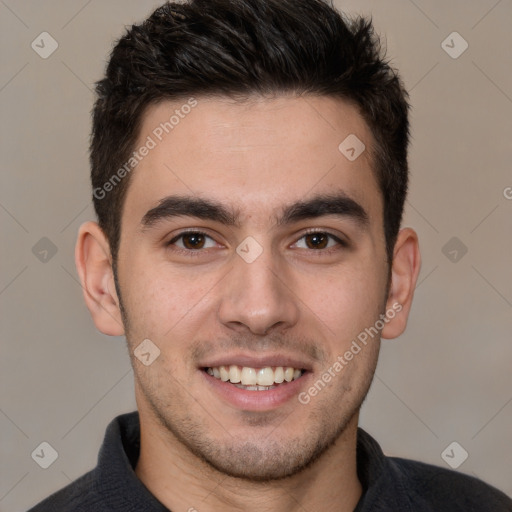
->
xmin=168 ymin=231 xmax=217 ymax=251
xmin=293 ymin=231 xmax=346 ymax=252
xmin=304 ymin=232 xmax=329 ymax=249
xmin=181 ymin=232 xmax=206 ymax=249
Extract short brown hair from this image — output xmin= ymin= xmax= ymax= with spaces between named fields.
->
xmin=90 ymin=0 xmax=410 ymax=266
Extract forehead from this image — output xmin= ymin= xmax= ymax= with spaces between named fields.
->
xmin=122 ymin=95 xmax=382 ymax=230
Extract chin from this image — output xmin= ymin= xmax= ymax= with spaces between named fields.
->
xmin=198 ymin=439 xmax=326 ymax=482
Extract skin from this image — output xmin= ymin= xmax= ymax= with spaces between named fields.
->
xmin=75 ymin=95 xmax=421 ymax=512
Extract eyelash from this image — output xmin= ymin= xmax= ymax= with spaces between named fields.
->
xmin=166 ymin=229 xmax=348 ymax=256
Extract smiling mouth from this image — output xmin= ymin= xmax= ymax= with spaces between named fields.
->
xmin=204 ymin=365 xmax=305 ymax=391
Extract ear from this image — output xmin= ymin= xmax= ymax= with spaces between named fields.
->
xmin=75 ymin=221 xmax=125 ymax=336
xmin=381 ymin=227 xmax=421 ymax=339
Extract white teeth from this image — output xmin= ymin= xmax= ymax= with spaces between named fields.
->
xmin=234 ymin=384 xmax=276 ymax=391
xmin=240 ymin=367 xmax=257 ymax=385
xmin=207 ymin=365 xmax=303 ymax=387
xmin=257 ymin=367 xmax=274 ymax=386
xmin=219 ymin=365 xmax=229 ymax=382
xmin=229 ymin=364 xmax=241 ymax=383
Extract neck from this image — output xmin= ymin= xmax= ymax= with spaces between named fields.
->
xmin=135 ymin=409 xmax=362 ymax=512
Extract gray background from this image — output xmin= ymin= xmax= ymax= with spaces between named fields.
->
xmin=1 ymin=0 xmax=511 ymax=510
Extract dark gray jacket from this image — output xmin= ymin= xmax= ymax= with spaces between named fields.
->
xmin=28 ymin=412 xmax=512 ymax=511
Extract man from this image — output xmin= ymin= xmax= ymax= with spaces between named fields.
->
xmin=28 ymin=0 xmax=512 ymax=510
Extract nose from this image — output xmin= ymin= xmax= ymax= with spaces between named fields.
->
xmin=217 ymin=244 xmax=300 ymax=336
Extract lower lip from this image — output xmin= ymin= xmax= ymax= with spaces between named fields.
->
xmin=201 ymin=370 xmax=311 ymax=411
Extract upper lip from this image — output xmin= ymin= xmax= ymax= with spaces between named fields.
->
xmin=199 ymin=353 xmax=314 ymax=372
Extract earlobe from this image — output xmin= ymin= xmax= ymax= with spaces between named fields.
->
xmin=75 ymin=221 xmax=125 ymax=336
xmin=381 ymin=228 xmax=421 ymax=340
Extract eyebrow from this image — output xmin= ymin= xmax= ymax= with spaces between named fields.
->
xmin=139 ymin=192 xmax=369 ymax=232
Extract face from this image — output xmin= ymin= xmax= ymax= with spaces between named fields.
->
xmin=114 ymin=95 xmax=391 ymax=480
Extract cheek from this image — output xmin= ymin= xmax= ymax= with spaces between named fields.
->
xmin=296 ymin=263 xmax=385 ymax=341
xmin=121 ymin=259 xmax=222 ymax=341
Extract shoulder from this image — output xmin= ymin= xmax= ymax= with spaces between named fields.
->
xmin=389 ymin=456 xmax=512 ymax=511
xmin=26 ymin=469 xmax=104 ymax=512
xmin=356 ymin=428 xmax=511 ymax=511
